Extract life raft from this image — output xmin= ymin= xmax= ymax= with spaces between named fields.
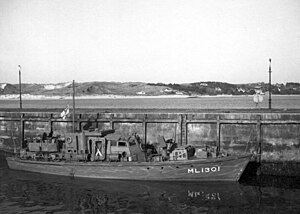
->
xmin=66 ymin=137 xmax=72 ymax=144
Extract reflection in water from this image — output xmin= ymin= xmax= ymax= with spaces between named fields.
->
xmin=0 ymin=157 xmax=300 ymax=213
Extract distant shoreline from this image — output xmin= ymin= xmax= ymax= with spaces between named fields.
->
xmin=1 ymin=94 xmax=300 ymax=100
xmin=0 ymin=94 xmax=188 ymax=100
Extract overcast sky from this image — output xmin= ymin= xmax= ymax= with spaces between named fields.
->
xmin=1 ymin=0 xmax=299 ymax=84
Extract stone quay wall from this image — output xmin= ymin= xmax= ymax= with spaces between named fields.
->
xmin=0 ymin=109 xmax=300 ymax=176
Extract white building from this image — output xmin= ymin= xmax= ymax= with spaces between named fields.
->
xmin=136 ymin=91 xmax=146 ymax=95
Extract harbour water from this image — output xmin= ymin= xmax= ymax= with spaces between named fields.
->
xmin=1 ymin=95 xmax=300 ymax=109
xmin=0 ymin=156 xmax=300 ymax=214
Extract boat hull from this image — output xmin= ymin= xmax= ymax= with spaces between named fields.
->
xmin=6 ymin=155 xmax=251 ymax=181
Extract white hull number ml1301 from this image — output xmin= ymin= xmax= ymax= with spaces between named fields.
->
xmin=188 ymin=166 xmax=220 ymax=174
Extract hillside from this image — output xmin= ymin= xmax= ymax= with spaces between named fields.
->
xmin=0 ymin=81 xmax=300 ymax=97
xmin=0 ymin=82 xmax=170 ymax=97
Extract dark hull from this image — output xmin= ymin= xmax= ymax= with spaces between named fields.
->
xmin=6 ymin=155 xmax=251 ymax=181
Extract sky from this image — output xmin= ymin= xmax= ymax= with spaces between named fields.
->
xmin=0 ymin=0 xmax=300 ymax=84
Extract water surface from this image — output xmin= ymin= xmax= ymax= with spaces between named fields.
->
xmin=1 ymin=95 xmax=300 ymax=109
xmin=0 ymin=156 xmax=299 ymax=213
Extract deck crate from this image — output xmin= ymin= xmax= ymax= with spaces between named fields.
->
xmin=28 ymin=143 xmax=41 ymax=152
xmin=195 ymin=148 xmax=208 ymax=159
xmin=41 ymin=143 xmax=57 ymax=152
xmin=170 ymin=148 xmax=188 ymax=161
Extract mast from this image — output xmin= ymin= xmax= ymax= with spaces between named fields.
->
xmin=18 ymin=65 xmax=24 ymax=152
xmin=268 ymin=58 xmax=272 ymax=109
xmin=72 ymin=80 xmax=75 ymax=133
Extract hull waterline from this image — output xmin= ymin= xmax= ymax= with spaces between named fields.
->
xmin=6 ymin=154 xmax=251 ymax=182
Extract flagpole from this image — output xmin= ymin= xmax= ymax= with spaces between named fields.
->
xmin=268 ymin=58 xmax=272 ymax=109
xmin=72 ymin=80 xmax=75 ymax=133
xmin=18 ymin=65 xmax=22 ymax=110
